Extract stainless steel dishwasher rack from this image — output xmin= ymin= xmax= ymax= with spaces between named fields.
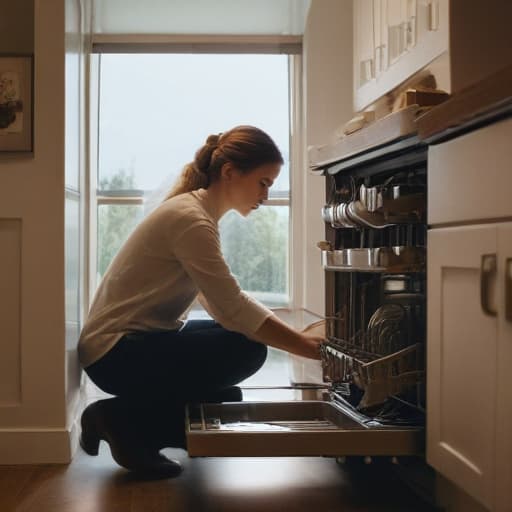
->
xmin=321 ymin=169 xmax=427 ymax=418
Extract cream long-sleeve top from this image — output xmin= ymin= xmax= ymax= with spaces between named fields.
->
xmin=78 ymin=188 xmax=275 ymax=368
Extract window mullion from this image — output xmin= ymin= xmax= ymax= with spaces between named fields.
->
xmin=263 ymin=198 xmax=290 ymax=207
xmin=289 ymin=53 xmax=304 ymax=312
xmin=96 ymin=196 xmax=288 ymax=207
xmin=86 ymin=53 xmax=100 ymax=311
xmin=96 ymin=196 xmax=144 ymax=206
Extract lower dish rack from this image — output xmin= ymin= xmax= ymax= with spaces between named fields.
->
xmin=321 ymin=340 xmax=424 ymax=409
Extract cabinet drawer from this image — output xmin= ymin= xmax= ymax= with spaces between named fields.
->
xmin=428 ymin=116 xmax=512 ymax=225
xmin=186 ymin=400 xmax=423 ymax=457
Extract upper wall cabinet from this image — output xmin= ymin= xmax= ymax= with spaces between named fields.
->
xmin=354 ymin=0 xmax=448 ymax=111
xmin=353 ymin=0 xmax=512 ymax=112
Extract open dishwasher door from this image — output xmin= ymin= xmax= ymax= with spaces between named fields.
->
xmin=185 ymin=399 xmax=423 ymax=457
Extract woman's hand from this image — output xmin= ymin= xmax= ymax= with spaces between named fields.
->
xmin=252 ymin=315 xmax=325 ymax=360
xmin=297 ymin=333 xmax=324 ymax=360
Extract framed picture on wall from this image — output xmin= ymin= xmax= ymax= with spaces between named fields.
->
xmin=0 ymin=55 xmax=33 ymax=152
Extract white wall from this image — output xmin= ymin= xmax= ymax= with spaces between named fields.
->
xmin=0 ymin=0 xmax=86 ymax=464
xmin=301 ymin=0 xmax=353 ymax=315
xmin=0 ymin=0 xmax=34 ymax=429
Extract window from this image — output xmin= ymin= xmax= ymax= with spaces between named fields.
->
xmin=92 ymin=53 xmax=294 ymax=307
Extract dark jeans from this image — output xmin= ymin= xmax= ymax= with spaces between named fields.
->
xmin=83 ymin=320 xmax=267 ymax=451
xmin=85 ymin=320 xmax=268 ymax=403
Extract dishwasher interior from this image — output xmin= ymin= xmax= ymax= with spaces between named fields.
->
xmin=320 ymin=152 xmax=427 ymax=427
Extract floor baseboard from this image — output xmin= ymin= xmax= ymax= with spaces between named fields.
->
xmin=0 ymin=429 xmax=72 ymax=464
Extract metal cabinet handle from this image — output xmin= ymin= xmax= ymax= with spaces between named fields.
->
xmin=481 ymin=254 xmax=497 ymax=317
xmin=506 ymin=258 xmax=512 ymax=322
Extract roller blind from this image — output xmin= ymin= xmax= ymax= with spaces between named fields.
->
xmin=92 ymin=0 xmax=310 ymax=36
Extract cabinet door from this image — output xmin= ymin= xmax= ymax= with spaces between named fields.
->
xmin=427 ymin=225 xmax=498 ymax=510
xmin=354 ymin=0 xmax=376 ymax=88
xmin=354 ymin=0 xmax=448 ymax=111
xmin=386 ymin=0 xmax=408 ymax=65
xmin=496 ymin=223 xmax=512 ymax=512
xmin=428 ymin=117 xmax=512 ymax=226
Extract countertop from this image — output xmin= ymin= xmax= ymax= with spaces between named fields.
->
xmin=415 ymin=64 xmax=512 ymax=142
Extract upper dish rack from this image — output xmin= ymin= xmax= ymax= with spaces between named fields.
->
xmin=321 ymin=246 xmax=425 ymax=273
xmin=322 ymin=182 xmax=426 ymax=230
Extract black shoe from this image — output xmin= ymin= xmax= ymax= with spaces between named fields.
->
xmin=80 ymin=399 xmax=182 ymax=478
xmin=145 ymin=389 xmax=243 ymax=452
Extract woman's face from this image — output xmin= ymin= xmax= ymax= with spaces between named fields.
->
xmin=226 ymin=162 xmax=281 ymax=217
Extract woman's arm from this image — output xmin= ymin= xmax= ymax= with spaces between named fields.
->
xmin=197 ymin=293 xmax=323 ymax=360
xmin=250 ymin=314 xmax=323 ymax=360
xmin=175 ymin=222 xmax=323 ymax=359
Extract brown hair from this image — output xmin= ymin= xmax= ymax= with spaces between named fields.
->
xmin=165 ymin=125 xmax=283 ymax=200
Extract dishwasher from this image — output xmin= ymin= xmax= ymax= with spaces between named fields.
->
xmin=186 ymin=134 xmax=428 ymax=459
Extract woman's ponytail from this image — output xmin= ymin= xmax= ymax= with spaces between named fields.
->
xmin=165 ymin=134 xmax=221 ymax=200
xmin=163 ymin=163 xmax=207 ymax=200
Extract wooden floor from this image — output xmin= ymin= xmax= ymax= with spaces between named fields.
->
xmin=3 ymin=352 xmax=439 ymax=511
xmin=1 ymin=445 xmax=439 ymax=512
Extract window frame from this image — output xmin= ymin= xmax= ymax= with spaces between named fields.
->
xmin=86 ymin=39 xmax=304 ymax=315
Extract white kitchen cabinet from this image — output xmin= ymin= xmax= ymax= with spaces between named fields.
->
xmin=427 ymin=224 xmax=498 ymax=509
xmin=495 ymin=223 xmax=512 ymax=512
xmin=354 ymin=0 xmax=448 ymax=111
xmin=428 ymin=117 xmax=512 ymax=226
xmin=428 ymin=223 xmax=512 ymax=511
xmin=427 ymin=118 xmax=512 ymax=511
xmin=353 ymin=1 xmax=512 ymax=112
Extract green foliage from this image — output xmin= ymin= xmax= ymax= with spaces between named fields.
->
xmin=219 ymin=208 xmax=288 ymax=295
xmin=99 ymin=168 xmax=135 ymax=191
xmin=97 ymin=169 xmax=142 ymax=277
xmin=97 ymin=169 xmax=289 ymax=302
